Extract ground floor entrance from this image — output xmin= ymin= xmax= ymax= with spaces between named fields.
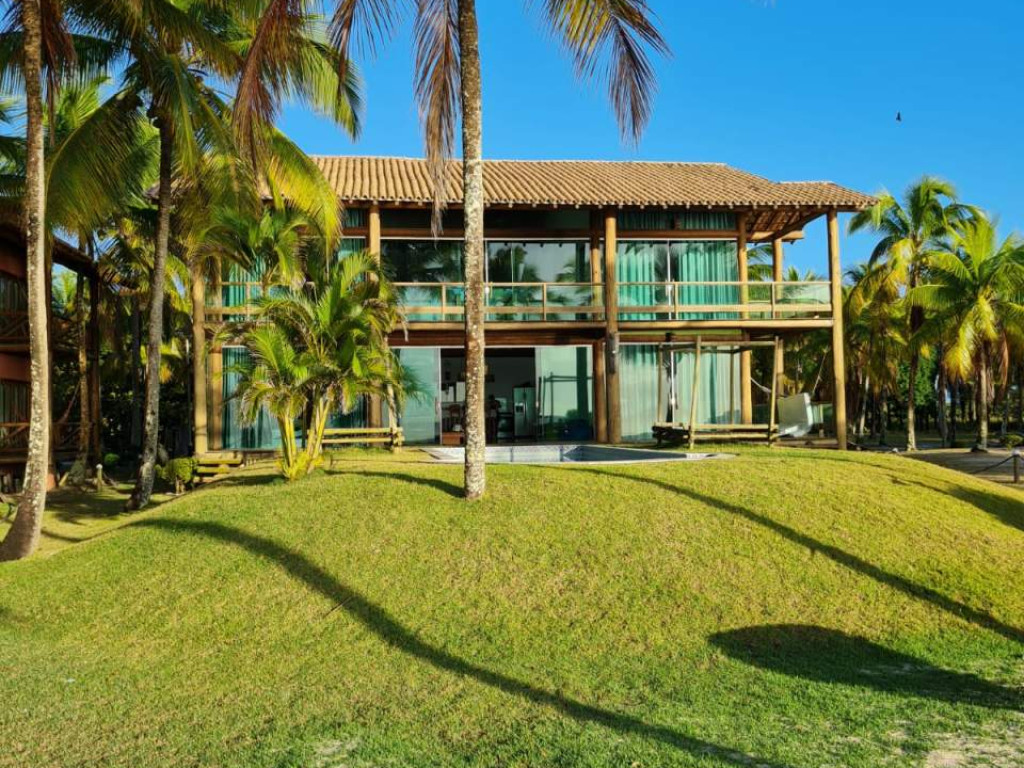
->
xmin=390 ymin=346 xmax=595 ymax=445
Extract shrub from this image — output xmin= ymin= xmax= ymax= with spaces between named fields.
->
xmin=102 ymin=452 xmax=120 ymax=468
xmin=1004 ymin=434 xmax=1023 ymax=450
xmin=160 ymin=457 xmax=198 ymax=494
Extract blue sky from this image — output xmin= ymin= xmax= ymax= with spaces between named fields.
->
xmin=280 ymin=0 xmax=1023 ymax=275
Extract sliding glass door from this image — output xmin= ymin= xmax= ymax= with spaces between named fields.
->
xmin=393 ymin=347 xmax=441 ymax=444
xmin=536 ymin=346 xmax=594 ymax=441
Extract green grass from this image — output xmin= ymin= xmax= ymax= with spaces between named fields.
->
xmin=1 ymin=448 xmax=1022 ymax=767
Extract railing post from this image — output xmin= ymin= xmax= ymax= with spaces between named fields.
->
xmin=603 ymin=208 xmax=621 ymax=443
xmin=738 ymin=214 xmax=753 ymax=424
xmin=440 ymin=284 xmax=447 ymax=321
xmin=541 ymin=283 xmax=548 ymax=322
xmin=828 ymin=209 xmax=848 ymax=450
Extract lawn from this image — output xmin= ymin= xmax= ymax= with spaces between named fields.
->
xmin=0 ymin=448 xmax=1022 ymax=767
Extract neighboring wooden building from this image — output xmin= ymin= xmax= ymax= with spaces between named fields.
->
xmin=0 ymin=223 xmax=99 ymax=489
xmin=199 ymin=158 xmax=874 ymax=452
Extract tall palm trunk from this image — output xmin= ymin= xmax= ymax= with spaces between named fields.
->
xmin=977 ymin=350 xmax=990 ymax=451
xmin=936 ymin=361 xmax=948 ymax=447
xmin=458 ymin=0 xmax=485 ymax=500
xmin=75 ymin=271 xmax=90 ymax=468
xmin=130 ymin=296 xmax=142 ymax=448
xmin=127 ymin=119 xmax=173 ymax=510
xmin=0 ymin=0 xmax=48 ymax=560
xmin=905 ymin=350 xmax=919 ymax=450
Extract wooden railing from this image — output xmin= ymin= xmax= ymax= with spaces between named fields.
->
xmin=617 ymin=280 xmax=832 ymax=321
xmin=0 ymin=422 xmax=82 ymax=456
xmin=0 ymin=310 xmax=29 ymax=341
xmin=207 ymin=279 xmax=832 ymax=324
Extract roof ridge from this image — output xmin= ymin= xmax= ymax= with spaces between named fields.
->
xmin=310 ymin=154 xmax=728 ymax=167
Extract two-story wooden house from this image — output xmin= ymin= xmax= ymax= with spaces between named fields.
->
xmin=198 ymin=157 xmax=874 ymax=453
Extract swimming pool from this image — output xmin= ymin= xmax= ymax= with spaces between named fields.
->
xmin=423 ymin=444 xmax=733 ymax=465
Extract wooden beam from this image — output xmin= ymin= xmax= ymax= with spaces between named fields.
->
xmin=368 ymin=204 xmax=382 ymax=260
xmin=688 ymin=336 xmax=702 ymax=450
xmin=827 ymin=210 xmax=848 ymax=450
xmin=209 ymin=345 xmax=223 ymax=451
xmin=594 ymin=338 xmax=607 ymax=443
xmin=738 ymin=215 xmax=753 ymax=424
xmin=88 ymin=272 xmax=101 ymax=462
xmin=772 ymin=237 xmax=786 ymax=391
xmin=768 ymin=336 xmax=779 ymax=446
xmin=604 ymin=208 xmax=621 ymax=443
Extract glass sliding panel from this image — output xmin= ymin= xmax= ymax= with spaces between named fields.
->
xmin=222 ymin=346 xmax=282 ymax=450
xmin=670 ymin=240 xmax=739 ymax=320
xmin=618 ymin=210 xmax=737 ymax=231
xmin=393 ymin=347 xmax=440 ymax=444
xmin=619 ymin=344 xmax=671 ymax=442
xmin=617 ymin=241 xmax=669 ymax=320
xmin=486 ymin=241 xmax=590 ymax=321
xmin=536 ymin=346 xmax=593 ymax=441
xmin=672 ymin=348 xmax=740 ymax=426
xmin=382 ymin=240 xmax=463 ymax=322
xmin=328 ymin=396 xmax=367 ymax=429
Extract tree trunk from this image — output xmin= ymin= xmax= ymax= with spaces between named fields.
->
xmin=458 ymin=0 xmax=486 ymax=501
xmin=977 ymin=351 xmax=990 ymax=451
xmin=856 ymin=374 xmax=870 ymax=439
xmin=0 ymin=0 xmax=48 ymax=560
xmin=126 ymin=119 xmax=173 ymax=510
xmin=1017 ymin=363 xmax=1023 ymax=430
xmin=75 ymin=270 xmax=90 ymax=469
xmin=950 ymin=379 xmax=959 ymax=446
xmin=905 ymin=350 xmax=919 ymax=451
xmin=879 ymin=388 xmax=889 ymax=446
xmin=190 ymin=264 xmax=207 ymax=455
xmin=936 ymin=363 xmax=948 ymax=447
xmin=130 ymin=296 xmax=142 ymax=449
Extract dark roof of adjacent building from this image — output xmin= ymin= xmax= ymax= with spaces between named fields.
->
xmin=312 ymin=156 xmax=875 ymax=211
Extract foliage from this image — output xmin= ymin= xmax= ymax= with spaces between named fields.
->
xmin=218 ymin=253 xmax=409 ymax=480
xmin=159 ymin=457 xmax=197 ymax=492
xmin=102 ymin=452 xmax=120 ymax=468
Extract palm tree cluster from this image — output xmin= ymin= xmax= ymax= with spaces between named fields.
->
xmin=0 ymin=0 xmax=668 ymax=559
xmin=846 ymin=178 xmax=1024 ymax=451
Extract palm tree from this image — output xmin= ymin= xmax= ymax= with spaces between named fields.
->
xmin=908 ymin=216 xmax=1024 ymax=451
xmin=326 ymin=0 xmax=668 ymax=498
xmin=220 ymin=252 xmax=408 ymax=479
xmin=849 ymin=177 xmax=974 ymax=451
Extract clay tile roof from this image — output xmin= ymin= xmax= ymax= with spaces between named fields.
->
xmin=311 ymin=156 xmax=875 ymax=210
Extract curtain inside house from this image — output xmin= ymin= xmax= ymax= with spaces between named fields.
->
xmin=671 ymin=241 xmax=739 ymax=320
xmin=616 ymin=242 xmax=669 ymax=321
xmin=672 ymin=347 xmax=740 ymax=425
xmin=619 ymin=344 xmax=669 ymax=442
xmin=222 ymin=346 xmax=282 ymax=450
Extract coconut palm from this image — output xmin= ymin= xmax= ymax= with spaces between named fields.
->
xmin=908 ymin=216 xmax=1024 ymax=450
xmin=319 ymin=0 xmax=668 ymax=498
xmin=849 ymin=177 xmax=975 ymax=451
xmin=220 ymin=252 xmax=408 ymax=479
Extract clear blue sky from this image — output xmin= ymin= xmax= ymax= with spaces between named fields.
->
xmin=279 ymin=0 xmax=1023 ymax=276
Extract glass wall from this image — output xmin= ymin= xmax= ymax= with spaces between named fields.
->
xmin=486 ymin=241 xmax=592 ymax=320
xmin=536 ymin=346 xmax=593 ymax=440
xmin=381 ymin=240 xmax=464 ymax=321
xmin=619 ymin=343 xmax=739 ymax=442
xmin=617 ymin=240 xmax=738 ymax=321
xmin=392 ymin=347 xmax=441 ymax=444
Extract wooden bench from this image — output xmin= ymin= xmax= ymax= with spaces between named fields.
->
xmin=195 ymin=454 xmax=244 ymax=480
xmin=653 ymin=422 xmax=779 ymax=448
xmin=322 ymin=426 xmax=404 ymax=451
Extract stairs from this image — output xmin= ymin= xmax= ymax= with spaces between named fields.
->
xmin=195 ymin=454 xmax=244 ymax=480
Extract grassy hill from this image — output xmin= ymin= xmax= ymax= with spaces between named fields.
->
xmin=1 ymin=449 xmax=1022 ymax=767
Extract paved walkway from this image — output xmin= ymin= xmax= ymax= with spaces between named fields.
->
xmin=909 ymin=448 xmax=1024 ymax=491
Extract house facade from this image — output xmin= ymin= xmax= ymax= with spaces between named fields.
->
xmin=197 ymin=157 xmax=874 ymax=453
xmin=0 ymin=222 xmax=100 ymax=489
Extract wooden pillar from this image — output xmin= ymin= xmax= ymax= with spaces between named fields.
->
xmin=738 ymin=214 xmax=753 ymax=424
xmin=772 ymin=237 xmax=785 ymax=395
xmin=88 ymin=272 xmax=101 ymax=461
xmin=191 ymin=270 xmax=208 ymax=455
xmin=368 ymin=203 xmax=384 ymax=428
xmin=827 ymin=210 xmax=848 ymax=450
xmin=594 ymin=339 xmax=607 ymax=442
xmin=209 ymin=346 xmax=223 ymax=451
xmin=603 ymin=209 xmax=621 ymax=443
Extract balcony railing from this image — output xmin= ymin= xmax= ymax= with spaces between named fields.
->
xmin=0 ymin=422 xmax=82 ymax=456
xmin=0 ymin=310 xmax=29 ymax=341
xmin=617 ymin=281 xmax=832 ymax=321
xmin=207 ymin=280 xmax=832 ymax=325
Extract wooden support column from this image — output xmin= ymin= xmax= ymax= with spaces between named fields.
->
xmin=738 ymin=214 xmax=753 ymax=424
xmin=594 ymin=339 xmax=607 ymax=442
xmin=191 ymin=270 xmax=208 ymax=455
xmin=88 ymin=272 xmax=101 ymax=461
xmin=772 ymin=237 xmax=785 ymax=395
xmin=603 ymin=209 xmax=621 ymax=443
xmin=368 ymin=204 xmax=384 ymax=428
xmin=827 ymin=210 xmax=848 ymax=450
xmin=209 ymin=259 xmax=223 ymax=450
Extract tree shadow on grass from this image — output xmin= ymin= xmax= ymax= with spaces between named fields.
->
xmin=710 ymin=625 xmax=1022 ymax=711
xmin=329 ymin=470 xmax=463 ymax=499
xmin=571 ymin=468 xmax=1024 ymax=646
xmin=134 ymin=518 xmax=791 ymax=768
xmin=888 ymin=476 xmax=1024 ymax=535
